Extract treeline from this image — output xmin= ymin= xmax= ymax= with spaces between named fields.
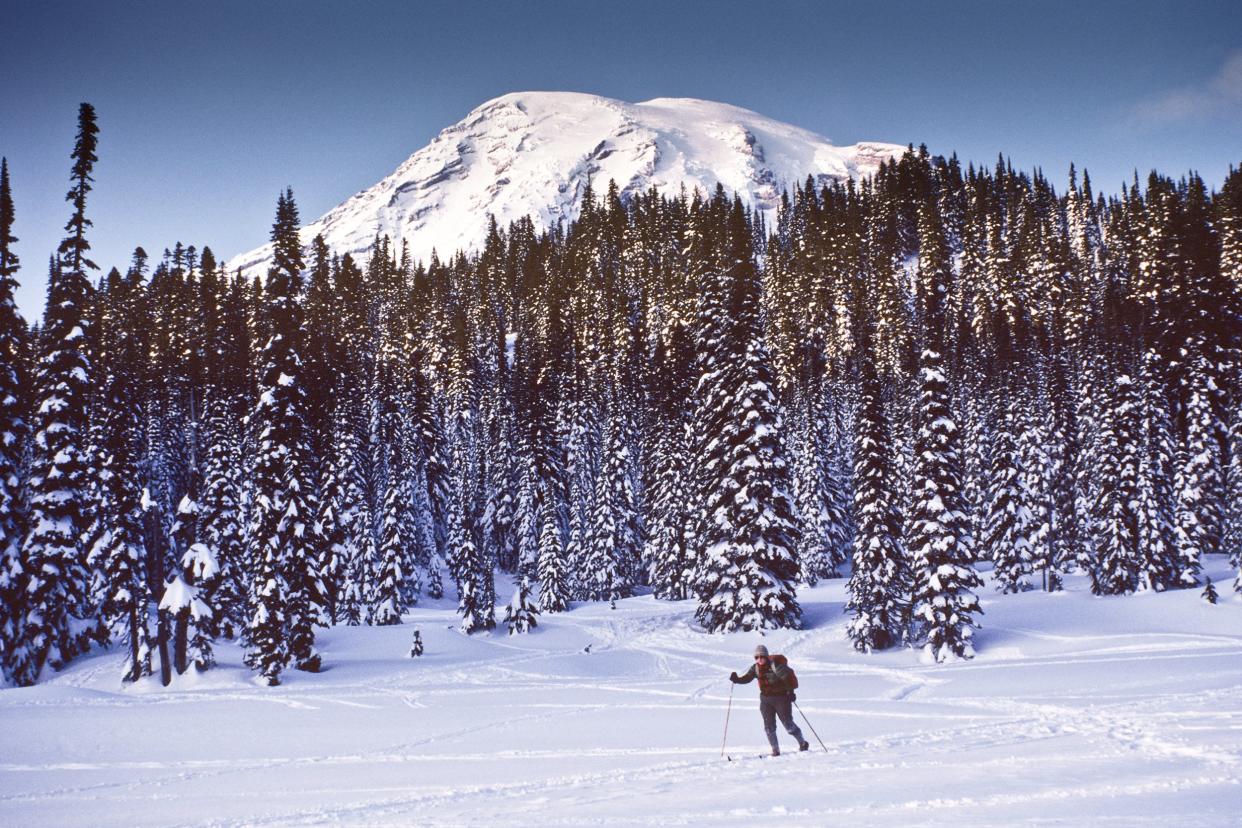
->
xmin=0 ymin=104 xmax=1240 ymax=686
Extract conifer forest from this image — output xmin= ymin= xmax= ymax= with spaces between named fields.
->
xmin=2 ymin=102 xmax=1241 ymax=689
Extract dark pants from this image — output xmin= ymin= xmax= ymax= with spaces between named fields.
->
xmin=759 ymin=693 xmax=805 ymax=751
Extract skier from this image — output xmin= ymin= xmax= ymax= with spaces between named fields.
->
xmin=729 ymin=644 xmax=809 ymax=756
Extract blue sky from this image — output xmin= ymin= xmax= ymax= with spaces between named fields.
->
xmin=2 ymin=0 xmax=1240 ymax=317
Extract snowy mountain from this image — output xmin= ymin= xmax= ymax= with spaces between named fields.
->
xmin=225 ymin=91 xmax=902 ymax=278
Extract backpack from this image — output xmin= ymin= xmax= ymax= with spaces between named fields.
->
xmin=772 ymin=653 xmax=798 ymax=690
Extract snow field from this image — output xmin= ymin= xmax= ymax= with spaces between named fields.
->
xmin=2 ymin=556 xmax=1241 ymax=826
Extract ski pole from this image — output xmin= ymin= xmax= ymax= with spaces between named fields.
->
xmin=794 ymin=700 xmax=827 ymax=752
xmin=721 ymin=682 xmax=735 ymax=760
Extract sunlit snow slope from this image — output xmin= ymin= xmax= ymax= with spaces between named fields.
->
xmin=226 ymin=92 xmax=901 ymax=278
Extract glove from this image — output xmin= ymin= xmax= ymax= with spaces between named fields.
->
xmin=729 ymin=671 xmax=739 ymax=683
xmin=789 ymin=692 xmax=796 ymax=703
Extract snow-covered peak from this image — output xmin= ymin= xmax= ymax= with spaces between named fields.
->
xmin=226 ymin=91 xmax=903 ymax=278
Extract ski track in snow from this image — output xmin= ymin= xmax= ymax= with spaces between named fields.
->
xmin=3 ymin=561 xmax=1242 ymax=826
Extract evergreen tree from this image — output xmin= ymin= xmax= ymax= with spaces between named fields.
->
xmin=1018 ymin=370 xmax=1057 ymax=589
xmin=341 ymin=493 xmax=374 ymax=627
xmin=908 ymin=202 xmax=981 ymax=662
xmin=454 ymin=502 xmax=494 ymax=633
xmin=1092 ymin=374 xmax=1144 ymax=595
xmin=503 ymin=575 xmax=539 ymax=634
xmin=536 ymin=496 xmax=570 ymax=612
xmin=199 ymin=395 xmax=246 ymax=638
xmin=245 ymin=189 xmax=319 ymax=682
xmin=647 ymin=419 xmax=693 ymax=600
xmin=584 ymin=410 xmax=638 ymax=603
xmin=369 ymin=476 xmax=406 ymax=625
xmin=1135 ymin=350 xmax=1178 ymax=591
xmin=513 ymin=461 xmax=540 ymax=581
xmin=425 ymin=554 xmax=445 ymax=600
xmin=16 ymin=103 xmax=100 ymax=684
xmin=1173 ymin=345 xmax=1220 ymax=587
xmin=314 ymin=423 xmax=354 ymax=625
xmin=691 ymin=201 xmax=801 ymax=633
xmin=983 ymin=389 xmax=1036 ymax=593
xmin=845 ymin=337 xmax=908 ymax=652
xmin=792 ymin=413 xmax=832 ymax=586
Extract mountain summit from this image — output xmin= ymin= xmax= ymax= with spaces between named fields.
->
xmin=226 ymin=91 xmax=902 ymax=277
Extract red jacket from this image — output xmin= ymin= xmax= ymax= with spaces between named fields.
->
xmin=735 ymin=655 xmax=795 ymax=696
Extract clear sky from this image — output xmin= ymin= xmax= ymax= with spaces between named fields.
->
xmin=2 ymin=0 xmax=1240 ymax=318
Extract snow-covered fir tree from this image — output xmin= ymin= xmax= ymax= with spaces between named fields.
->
xmin=1135 ymin=350 xmax=1178 ymax=592
xmin=369 ymin=472 xmax=406 ymax=626
xmin=1173 ymin=345 xmax=1220 ymax=587
xmin=199 ymin=395 xmax=247 ymax=638
xmin=690 ymin=197 xmax=801 ymax=633
xmin=513 ymin=461 xmax=541 ymax=581
xmin=1092 ymin=372 xmax=1144 ymax=595
xmin=646 ymin=418 xmax=693 ymax=601
xmin=584 ymin=407 xmax=638 ymax=603
xmin=244 ymin=189 xmax=320 ymax=682
xmin=846 ymin=334 xmax=908 ymax=652
xmin=15 ymin=104 xmax=100 ymax=684
xmin=908 ymin=201 xmax=981 ymax=662
xmin=503 ymin=575 xmax=539 ymax=634
xmin=791 ymin=410 xmax=832 ymax=586
xmin=983 ymin=386 xmax=1036 ymax=593
xmin=1018 ymin=370 xmax=1057 ymax=589
xmin=536 ymin=496 xmax=570 ymax=612
xmin=341 ymin=491 xmax=374 ymax=627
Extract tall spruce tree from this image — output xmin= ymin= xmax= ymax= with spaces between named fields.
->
xmin=16 ymin=103 xmax=100 ymax=684
xmin=908 ymin=201 xmax=981 ymax=662
xmin=846 ymin=331 xmax=908 ymax=651
xmin=244 ymin=189 xmax=320 ymax=683
xmin=691 ymin=200 xmax=801 ymax=633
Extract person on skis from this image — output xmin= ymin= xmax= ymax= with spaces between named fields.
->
xmin=729 ymin=644 xmax=809 ymax=756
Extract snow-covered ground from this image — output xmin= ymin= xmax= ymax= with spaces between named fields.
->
xmin=3 ymin=557 xmax=1241 ymax=827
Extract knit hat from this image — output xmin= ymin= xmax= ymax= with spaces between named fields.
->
xmin=754 ymin=644 xmax=769 ymax=658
